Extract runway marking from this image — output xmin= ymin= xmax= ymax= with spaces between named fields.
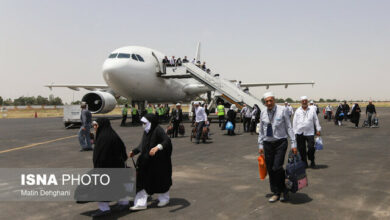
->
xmin=0 ymin=135 xmax=77 ymax=154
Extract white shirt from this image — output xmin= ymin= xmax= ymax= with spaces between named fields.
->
xmin=258 ymin=105 xmax=296 ymax=149
xmin=195 ymin=106 xmax=208 ymax=122
xmin=170 ymin=57 xmax=175 ymax=65
xmin=285 ymin=105 xmax=294 ymax=116
xmin=309 ymin=104 xmax=318 ymax=113
xmin=325 ymin=105 xmax=333 ymax=112
xmin=251 ymin=108 xmax=258 ymax=120
xmin=293 ymin=106 xmax=321 ymax=136
xmin=241 ymin=106 xmax=252 ymax=118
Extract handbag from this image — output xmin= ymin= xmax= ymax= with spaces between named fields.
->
xmin=179 ymin=123 xmax=185 ymax=135
xmin=166 ymin=124 xmax=173 ymax=135
xmin=315 ymin=137 xmax=323 ymax=150
xmin=225 ymin=121 xmax=233 ymax=130
xmin=257 ymin=155 xmax=267 ymax=180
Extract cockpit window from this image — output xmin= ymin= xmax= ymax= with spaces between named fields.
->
xmin=136 ymin=54 xmax=144 ymax=62
xmin=118 ymin=53 xmax=130 ymax=58
xmin=131 ymin=54 xmax=138 ymax=61
xmin=108 ymin=53 xmax=117 ymax=58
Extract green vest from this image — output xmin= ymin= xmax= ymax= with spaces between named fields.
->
xmin=217 ymin=105 xmax=225 ymax=116
xmin=122 ymin=107 xmax=128 ymax=116
xmin=158 ymin=108 xmax=164 ymax=116
xmin=132 ymin=108 xmax=138 ymax=115
xmin=147 ymin=107 xmax=154 ymax=114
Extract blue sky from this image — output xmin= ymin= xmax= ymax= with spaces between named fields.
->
xmin=1 ymin=0 xmax=389 ymax=102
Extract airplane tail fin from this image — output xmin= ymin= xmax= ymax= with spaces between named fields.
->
xmin=195 ymin=42 xmax=201 ymax=61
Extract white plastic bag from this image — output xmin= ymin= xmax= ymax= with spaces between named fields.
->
xmin=315 ymin=137 xmax=323 ymax=150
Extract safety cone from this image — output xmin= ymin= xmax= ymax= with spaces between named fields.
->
xmin=34 ymin=111 xmax=38 ymax=118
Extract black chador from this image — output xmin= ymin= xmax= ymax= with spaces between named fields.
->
xmin=132 ymin=114 xmax=173 ymax=195
xmin=93 ymin=118 xmax=127 ymax=168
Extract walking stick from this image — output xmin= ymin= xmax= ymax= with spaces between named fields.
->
xmin=131 ymin=157 xmax=137 ymax=169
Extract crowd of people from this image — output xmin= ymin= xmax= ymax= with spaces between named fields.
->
xmin=76 ymin=93 xmax=380 ymax=216
xmin=324 ymin=100 xmax=377 ymax=128
xmin=162 ymin=56 xmax=213 ymax=74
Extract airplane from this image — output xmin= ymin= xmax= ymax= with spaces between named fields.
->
xmin=46 ymin=44 xmax=314 ymax=114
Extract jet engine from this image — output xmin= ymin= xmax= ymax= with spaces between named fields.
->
xmin=81 ymin=91 xmax=117 ymax=114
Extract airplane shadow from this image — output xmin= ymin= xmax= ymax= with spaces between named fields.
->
xmin=80 ymin=197 xmax=190 ymax=220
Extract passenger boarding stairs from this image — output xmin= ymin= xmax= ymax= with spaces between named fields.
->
xmin=162 ymin=63 xmax=266 ymax=111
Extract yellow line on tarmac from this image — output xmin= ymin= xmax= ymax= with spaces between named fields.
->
xmin=0 ymin=135 xmax=77 ymax=154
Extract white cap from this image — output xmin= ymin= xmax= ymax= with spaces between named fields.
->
xmin=263 ymin=92 xmax=274 ymax=99
xmin=310 ymin=100 xmax=314 ymax=104
xmin=300 ymin=96 xmax=308 ymax=101
xmin=176 ymin=103 xmax=181 ymax=106
xmin=194 ymin=101 xmax=200 ymax=105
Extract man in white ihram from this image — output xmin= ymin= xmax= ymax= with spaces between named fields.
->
xmin=293 ymin=96 xmax=321 ymax=168
xmin=258 ymin=92 xmax=297 ymax=203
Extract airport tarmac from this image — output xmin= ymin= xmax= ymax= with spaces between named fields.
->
xmin=0 ymin=108 xmax=390 ymax=220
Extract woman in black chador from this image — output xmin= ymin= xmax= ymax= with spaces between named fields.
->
xmin=350 ymin=103 xmax=361 ymax=128
xmin=90 ymin=118 xmax=129 ymax=217
xmin=129 ymin=114 xmax=173 ymax=210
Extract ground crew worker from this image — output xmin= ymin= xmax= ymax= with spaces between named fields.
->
xmin=132 ymin=106 xmax=139 ymax=125
xmin=120 ymin=104 xmax=128 ymax=127
xmin=217 ymin=102 xmax=225 ymax=128
xmin=158 ymin=104 xmax=165 ymax=122
xmin=146 ymin=104 xmax=154 ymax=114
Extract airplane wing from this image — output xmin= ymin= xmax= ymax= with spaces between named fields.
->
xmin=45 ymin=84 xmax=109 ymax=91
xmin=240 ymin=82 xmax=315 ymax=89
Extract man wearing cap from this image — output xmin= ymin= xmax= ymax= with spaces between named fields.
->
xmin=240 ymin=104 xmax=252 ymax=132
xmin=284 ymin=102 xmax=294 ymax=118
xmin=194 ymin=101 xmax=209 ymax=144
xmin=78 ymin=102 xmax=93 ymax=151
xmin=293 ymin=96 xmax=321 ymax=168
xmin=309 ymin=100 xmax=319 ymax=115
xmin=171 ymin=103 xmax=183 ymax=138
xmin=258 ymin=92 xmax=297 ymax=202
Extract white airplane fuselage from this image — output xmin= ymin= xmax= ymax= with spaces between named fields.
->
xmin=102 ymin=46 xmax=210 ymax=103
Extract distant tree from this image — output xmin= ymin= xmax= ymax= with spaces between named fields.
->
xmin=319 ymin=98 xmax=325 ymax=102
xmin=0 ymin=96 xmax=3 ymax=105
xmin=261 ymin=98 xmax=265 ymax=104
xmin=51 ymin=97 xmax=63 ymax=105
xmin=3 ymin=98 xmax=13 ymax=106
xmin=71 ymin=100 xmax=81 ymax=105
xmin=24 ymin=96 xmax=36 ymax=105
xmin=285 ymin=98 xmax=294 ymax=103
xmin=36 ymin=96 xmax=49 ymax=105
xmin=14 ymin=96 xmax=26 ymax=105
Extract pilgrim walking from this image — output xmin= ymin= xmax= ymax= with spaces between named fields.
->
xmin=129 ymin=114 xmax=173 ymax=210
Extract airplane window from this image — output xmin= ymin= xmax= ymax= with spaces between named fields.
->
xmin=108 ymin=53 xmax=117 ymax=58
xmin=136 ymin=54 xmax=144 ymax=62
xmin=131 ymin=54 xmax=139 ymax=61
xmin=118 ymin=53 xmax=130 ymax=58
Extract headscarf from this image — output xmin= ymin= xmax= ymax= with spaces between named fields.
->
xmin=142 ymin=114 xmax=159 ymax=134
xmin=230 ymin=104 xmax=237 ymax=111
xmin=93 ymin=118 xmax=127 ymax=168
xmin=141 ymin=117 xmax=152 ymax=133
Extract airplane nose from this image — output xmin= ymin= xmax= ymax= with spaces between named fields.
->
xmin=102 ymin=59 xmax=126 ymax=81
